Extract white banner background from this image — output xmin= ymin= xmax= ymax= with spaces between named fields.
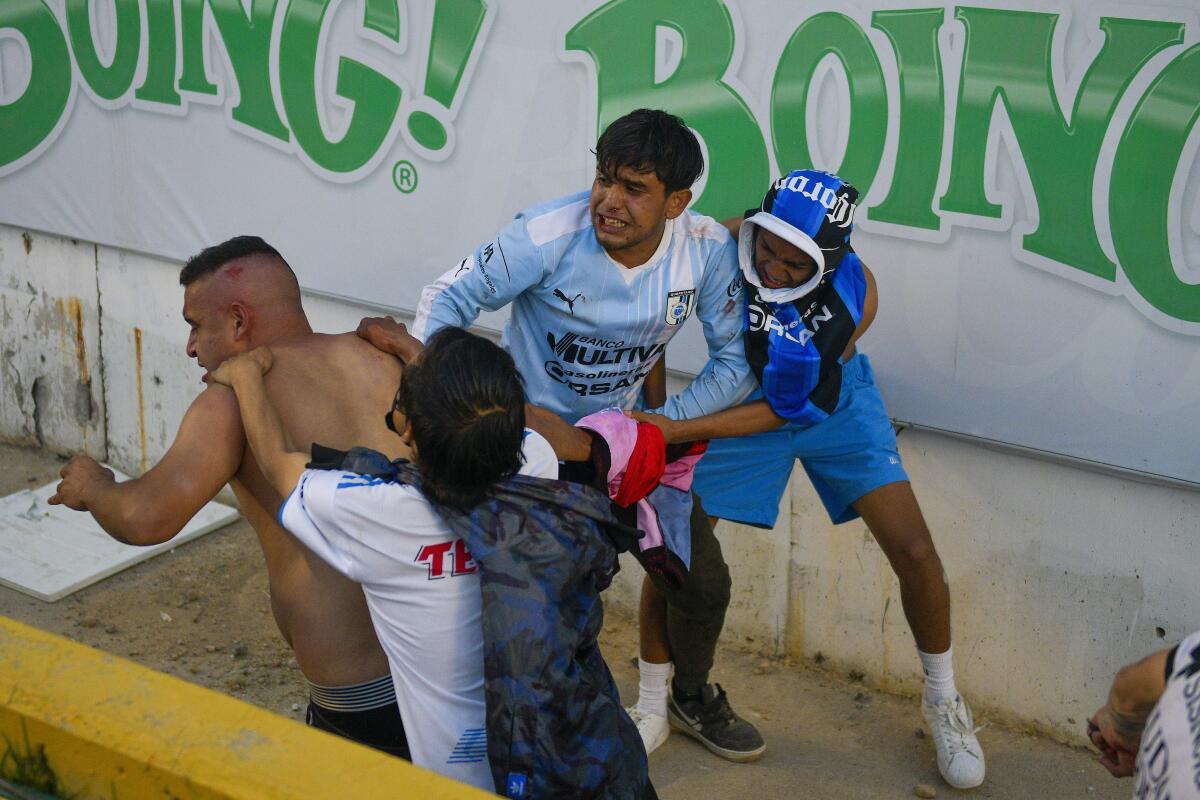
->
xmin=1 ymin=0 xmax=1197 ymax=484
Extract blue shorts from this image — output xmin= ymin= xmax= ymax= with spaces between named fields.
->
xmin=692 ymin=353 xmax=908 ymax=528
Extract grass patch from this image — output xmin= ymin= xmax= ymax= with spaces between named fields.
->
xmin=0 ymin=722 xmax=71 ymax=799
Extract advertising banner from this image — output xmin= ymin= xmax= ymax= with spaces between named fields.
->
xmin=1 ymin=1 xmax=1198 ymax=483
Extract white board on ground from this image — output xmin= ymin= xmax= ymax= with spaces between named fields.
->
xmin=0 ymin=469 xmax=238 ymax=602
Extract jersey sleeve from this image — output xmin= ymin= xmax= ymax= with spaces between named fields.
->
xmin=412 ymin=216 xmax=548 ymax=342
xmin=278 ymin=470 xmax=366 ymax=582
xmin=519 ymin=428 xmax=559 ymax=479
xmin=659 ymin=234 xmax=755 ymax=420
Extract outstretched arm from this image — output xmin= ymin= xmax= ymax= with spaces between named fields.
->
xmin=413 ymin=218 xmax=547 ymax=342
xmin=633 ymin=399 xmax=786 ymax=444
xmin=643 ymin=261 xmax=881 ymax=439
xmin=208 ymin=348 xmax=308 ymax=499
xmin=359 ymin=315 xmax=595 ymax=462
xmin=657 ymin=235 xmax=755 ymax=420
xmin=524 ymin=403 xmax=592 ymax=461
xmin=49 ymin=388 xmax=244 ymax=545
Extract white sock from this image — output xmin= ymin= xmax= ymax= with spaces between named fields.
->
xmin=636 ymin=658 xmax=672 ymax=717
xmin=919 ymin=646 xmax=957 ymax=706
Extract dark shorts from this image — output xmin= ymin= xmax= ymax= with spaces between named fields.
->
xmin=306 ymin=699 xmax=410 ymax=760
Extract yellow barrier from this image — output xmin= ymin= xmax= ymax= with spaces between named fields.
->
xmin=0 ymin=616 xmax=493 ymax=799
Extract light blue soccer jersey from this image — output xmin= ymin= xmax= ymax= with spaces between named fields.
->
xmin=413 ymin=191 xmax=753 ymax=423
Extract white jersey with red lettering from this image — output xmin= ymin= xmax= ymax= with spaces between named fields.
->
xmin=278 ymin=430 xmax=557 ymax=791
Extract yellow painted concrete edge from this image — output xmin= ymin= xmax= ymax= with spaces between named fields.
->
xmin=0 ymin=616 xmax=494 ymax=799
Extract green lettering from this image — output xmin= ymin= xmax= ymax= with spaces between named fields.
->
xmin=565 ymin=0 xmax=768 ymax=220
xmin=178 ymin=0 xmax=216 ymax=95
xmin=179 ymin=0 xmax=288 ymax=141
xmin=279 ymin=0 xmax=402 ymax=173
xmin=1110 ymin=44 xmax=1200 ymax=323
xmin=868 ymin=9 xmax=945 ymax=230
xmin=362 ymin=0 xmax=400 ymax=41
xmin=771 ymin=13 xmax=887 ymax=195
xmin=136 ymin=0 xmax=181 ymax=105
xmin=0 ymin=0 xmax=72 ymax=169
xmin=942 ymin=8 xmax=1182 ymax=280
xmin=65 ymin=0 xmax=140 ymax=101
xmin=406 ymin=0 xmax=486 ymax=151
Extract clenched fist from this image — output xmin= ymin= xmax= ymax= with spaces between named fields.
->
xmin=48 ymin=454 xmax=115 ymax=511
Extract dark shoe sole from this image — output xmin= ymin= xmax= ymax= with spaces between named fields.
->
xmin=667 ymin=707 xmax=767 ymax=763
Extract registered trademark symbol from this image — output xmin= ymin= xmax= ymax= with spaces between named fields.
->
xmin=392 ymin=160 xmax=418 ymax=193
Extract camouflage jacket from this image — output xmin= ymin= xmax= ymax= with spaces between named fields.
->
xmin=307 ymin=445 xmax=650 ymax=800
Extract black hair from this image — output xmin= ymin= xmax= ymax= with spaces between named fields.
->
xmin=399 ymin=327 xmax=526 ymax=510
xmin=594 ymin=108 xmax=703 ymax=193
xmin=180 ymin=236 xmax=289 ymax=286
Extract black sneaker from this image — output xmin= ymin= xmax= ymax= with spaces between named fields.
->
xmin=667 ymin=683 xmax=766 ymax=762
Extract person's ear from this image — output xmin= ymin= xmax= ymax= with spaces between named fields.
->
xmin=664 ymin=188 xmax=692 ymax=220
xmin=230 ymin=302 xmax=251 ymax=342
xmin=400 ymin=418 xmax=415 ymax=448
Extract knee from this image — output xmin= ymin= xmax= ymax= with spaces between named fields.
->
xmin=677 ymin=557 xmax=731 ymax=616
xmin=705 ymin=559 xmax=732 ymax=610
xmin=891 ymin=533 xmax=941 ymax=578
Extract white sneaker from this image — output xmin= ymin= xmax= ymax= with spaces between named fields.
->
xmin=626 ymin=705 xmax=670 ymax=756
xmin=922 ymin=695 xmax=986 ymax=789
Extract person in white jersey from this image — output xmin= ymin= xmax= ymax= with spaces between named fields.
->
xmin=409 ymin=108 xmax=764 ymax=761
xmin=206 ymin=329 xmax=560 ymax=791
xmin=1089 ymin=630 xmax=1200 ymax=799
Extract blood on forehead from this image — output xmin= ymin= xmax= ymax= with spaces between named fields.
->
xmin=222 ymin=263 xmax=245 ymax=280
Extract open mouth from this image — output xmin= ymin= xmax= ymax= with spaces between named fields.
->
xmin=596 ymin=214 xmax=628 ymax=231
xmin=758 ymin=270 xmax=790 ymax=290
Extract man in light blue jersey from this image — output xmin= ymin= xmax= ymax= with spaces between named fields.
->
xmin=408 ymin=108 xmax=764 ymax=762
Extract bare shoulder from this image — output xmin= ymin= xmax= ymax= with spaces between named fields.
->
xmin=180 ymin=384 xmax=244 ymax=448
xmin=271 ymin=333 xmax=402 ymax=394
xmin=329 ymin=331 xmax=402 ymax=371
xmin=190 ymin=382 xmax=241 ymax=421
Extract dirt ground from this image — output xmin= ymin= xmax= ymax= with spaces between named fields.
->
xmin=0 ymin=443 xmax=1128 ymax=799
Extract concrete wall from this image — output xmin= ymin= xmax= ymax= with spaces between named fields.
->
xmin=3 ymin=223 xmax=1197 ymax=744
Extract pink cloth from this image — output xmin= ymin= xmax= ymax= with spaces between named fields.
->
xmin=575 ymin=409 xmax=704 ymax=575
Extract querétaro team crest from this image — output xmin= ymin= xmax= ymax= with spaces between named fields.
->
xmin=664 ymin=289 xmax=696 ymax=325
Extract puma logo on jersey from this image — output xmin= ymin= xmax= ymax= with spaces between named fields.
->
xmin=553 ymin=289 xmax=585 ymax=314
xmin=453 ymin=258 xmax=472 ymax=277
